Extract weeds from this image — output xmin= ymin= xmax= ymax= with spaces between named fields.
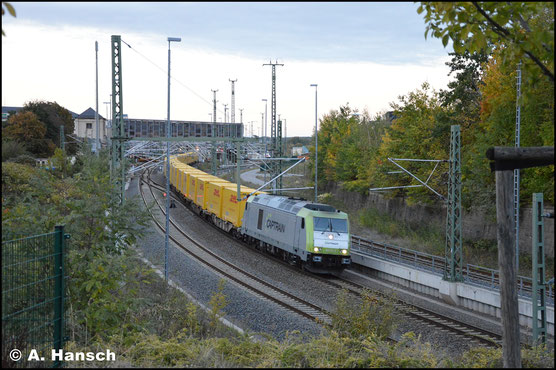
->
xmin=330 ymin=288 xmax=398 ymax=340
xmin=208 ymin=279 xmax=229 ymax=332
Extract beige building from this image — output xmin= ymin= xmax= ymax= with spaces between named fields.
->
xmin=73 ymin=107 xmax=110 ymax=143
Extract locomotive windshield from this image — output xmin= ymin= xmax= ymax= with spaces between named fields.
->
xmin=313 ymin=217 xmax=348 ymax=233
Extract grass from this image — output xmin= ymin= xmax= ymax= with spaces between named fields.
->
xmin=64 ymin=246 xmax=554 ymax=368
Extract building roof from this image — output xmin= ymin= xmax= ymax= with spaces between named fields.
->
xmin=77 ymin=107 xmax=105 ymax=120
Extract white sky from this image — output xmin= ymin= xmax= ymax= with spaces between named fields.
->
xmin=2 ymin=2 xmax=455 ymax=137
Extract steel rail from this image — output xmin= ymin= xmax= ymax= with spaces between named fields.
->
xmin=139 ymin=169 xmax=331 ymax=325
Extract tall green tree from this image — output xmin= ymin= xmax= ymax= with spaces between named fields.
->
xmin=22 ymin=100 xmax=77 ymax=155
xmin=418 ymin=2 xmax=554 ymax=84
xmin=2 ymin=111 xmax=53 ymax=156
xmin=439 ymin=50 xmax=489 ymax=129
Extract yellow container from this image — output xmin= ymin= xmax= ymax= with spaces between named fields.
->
xmin=182 ymin=168 xmax=206 ymax=199
xmin=221 ymin=185 xmax=261 ymax=227
xmin=176 ymin=167 xmax=186 ymax=194
xmin=205 ymin=180 xmax=234 ymax=217
xmin=194 ymin=175 xmax=229 ymax=209
xmin=173 ymin=162 xmax=191 ymax=194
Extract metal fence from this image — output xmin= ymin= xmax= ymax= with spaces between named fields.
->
xmin=2 ymin=226 xmax=69 ymax=368
xmin=351 ymin=234 xmax=554 ymax=304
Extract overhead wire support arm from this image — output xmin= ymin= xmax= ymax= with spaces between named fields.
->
xmin=377 ymin=157 xmax=448 ymax=201
xmin=240 ymin=157 xmax=307 ymax=201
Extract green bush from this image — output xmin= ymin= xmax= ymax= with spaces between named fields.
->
xmin=330 ymin=288 xmax=398 ymax=340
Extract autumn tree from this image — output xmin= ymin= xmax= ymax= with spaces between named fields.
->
xmin=22 ymin=100 xmax=77 ymax=155
xmin=368 ymin=83 xmax=451 ymax=205
xmin=315 ymin=105 xmax=390 ymax=194
xmin=464 ymin=46 xmax=554 ymax=208
xmin=2 ymin=111 xmax=54 ymax=156
xmin=418 ymin=2 xmax=554 ymax=84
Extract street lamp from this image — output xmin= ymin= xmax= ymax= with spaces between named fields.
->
xmin=310 ymin=84 xmax=318 ymax=202
xmin=165 ymin=36 xmax=181 ymax=282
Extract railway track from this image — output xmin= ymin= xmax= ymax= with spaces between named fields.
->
xmin=139 ymin=168 xmax=522 ymax=349
xmin=139 ymin=169 xmax=332 ymax=326
xmin=312 ymin=275 xmax=504 ymax=348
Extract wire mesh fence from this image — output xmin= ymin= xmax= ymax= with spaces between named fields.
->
xmin=2 ymin=226 xmax=69 ymax=368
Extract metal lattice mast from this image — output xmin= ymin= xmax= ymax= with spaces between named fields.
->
xmin=532 ymin=193 xmax=547 ymax=345
xmin=223 ymin=104 xmax=228 ymax=123
xmin=229 ymin=79 xmax=237 ymax=123
xmin=444 ymin=125 xmax=463 ymax=281
xmin=514 ymin=62 xmax=522 ymax=273
xmin=263 ymin=60 xmax=283 ymax=154
xmin=239 ymin=108 xmax=243 ymax=124
xmin=277 ymin=119 xmax=283 ymax=194
xmin=59 ymin=125 xmax=64 ymax=151
xmin=111 ymin=35 xmax=126 ymax=204
xmin=211 ymin=89 xmax=218 ymax=123
xmin=263 ymin=60 xmax=284 ymax=193
xmin=211 ymin=144 xmax=217 ymax=175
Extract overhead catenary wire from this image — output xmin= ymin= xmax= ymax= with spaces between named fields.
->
xmin=121 ymin=38 xmax=225 ymax=116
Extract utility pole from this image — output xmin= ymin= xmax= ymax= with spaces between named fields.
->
xmin=229 ymin=78 xmax=237 ymax=123
xmin=211 ymin=89 xmax=218 ymax=124
xmin=532 ymin=193 xmax=548 ymax=346
xmin=263 ymin=60 xmax=284 ymax=160
xmin=95 ymin=41 xmax=100 ymax=155
xmin=445 ymin=125 xmax=463 ymax=282
xmin=283 ymin=118 xmax=287 ymax=156
xmin=60 ymin=125 xmax=64 ymax=151
xmin=486 ymin=145 xmax=554 ymax=368
xmin=111 ymin=35 xmax=126 ymax=204
xmin=260 ymin=113 xmax=264 ymax=140
xmin=211 ymin=89 xmax=218 ymax=137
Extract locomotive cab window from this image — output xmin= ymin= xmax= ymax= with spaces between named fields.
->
xmin=257 ymin=209 xmax=264 ymax=230
xmin=301 ymin=218 xmax=305 ymax=229
xmin=314 ymin=217 xmax=348 ymax=233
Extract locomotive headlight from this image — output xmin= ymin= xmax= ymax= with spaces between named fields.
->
xmin=328 ymin=234 xmax=334 ymax=240
xmin=313 ymin=247 xmax=320 ymax=253
xmin=341 ymin=249 xmax=348 ymax=255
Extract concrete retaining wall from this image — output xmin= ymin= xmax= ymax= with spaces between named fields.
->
xmin=352 ymin=251 xmax=554 ymax=336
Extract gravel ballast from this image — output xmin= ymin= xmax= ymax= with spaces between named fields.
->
xmin=128 ymin=170 xmax=516 ymax=357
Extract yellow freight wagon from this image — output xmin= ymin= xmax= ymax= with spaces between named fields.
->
xmin=194 ymin=175 xmax=230 ymax=210
xmin=182 ymin=168 xmax=208 ymax=199
xmin=205 ymin=180 xmax=234 ymax=218
xmin=221 ymin=185 xmax=262 ymax=228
